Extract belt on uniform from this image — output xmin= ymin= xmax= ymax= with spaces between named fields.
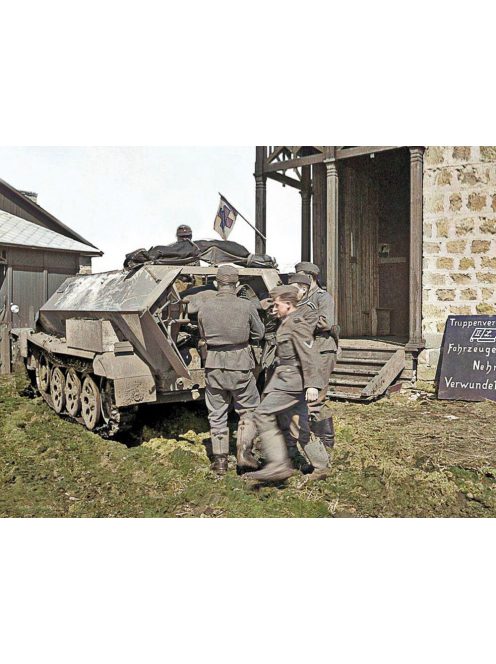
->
xmin=315 ymin=331 xmax=331 ymax=338
xmin=277 ymin=359 xmax=301 ymax=367
xmin=207 ymin=342 xmax=249 ymax=351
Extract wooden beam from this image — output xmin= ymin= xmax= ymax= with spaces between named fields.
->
xmin=312 ymin=162 xmax=326 ymax=281
xmin=255 ymin=147 xmax=267 ymax=254
xmin=325 ymin=158 xmax=339 ymax=319
xmin=266 ymin=171 xmax=302 ymax=190
xmin=361 ymin=349 xmax=405 ymax=398
xmin=336 ymin=146 xmax=399 ymax=160
xmin=406 ymin=147 xmax=426 ymax=352
xmin=263 ymin=153 xmax=325 ymax=174
xmin=300 ymin=166 xmax=311 ymax=262
xmin=266 ymin=146 xmax=285 ymax=164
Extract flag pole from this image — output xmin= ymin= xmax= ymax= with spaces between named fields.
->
xmin=219 ymin=192 xmax=267 ymax=241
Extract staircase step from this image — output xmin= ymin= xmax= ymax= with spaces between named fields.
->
xmin=332 ymin=366 xmax=379 ymax=377
xmin=328 ymin=390 xmax=375 ymax=402
xmin=329 ymin=377 xmax=369 ymax=388
xmin=336 ymin=357 xmax=385 ymax=367
xmin=339 ymin=349 xmax=397 ymax=362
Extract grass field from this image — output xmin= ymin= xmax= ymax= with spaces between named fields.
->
xmin=1 ymin=372 xmax=495 ymax=518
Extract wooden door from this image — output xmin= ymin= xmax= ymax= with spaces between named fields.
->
xmin=338 ymin=159 xmax=379 ymax=337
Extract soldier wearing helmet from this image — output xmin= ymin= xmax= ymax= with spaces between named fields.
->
xmin=176 ymin=224 xmax=193 ymax=241
xmin=197 ymin=265 xmax=265 ymax=475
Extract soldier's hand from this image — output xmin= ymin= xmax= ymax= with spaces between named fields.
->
xmin=305 ymin=388 xmax=319 ymax=402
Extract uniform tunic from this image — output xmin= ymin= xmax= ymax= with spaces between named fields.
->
xmin=299 ymin=286 xmax=337 ymax=405
xmin=198 ymin=291 xmax=265 ymax=435
xmin=254 ymin=311 xmax=328 ymax=468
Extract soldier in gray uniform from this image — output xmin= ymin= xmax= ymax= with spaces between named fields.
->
xmin=197 ymin=265 xmax=265 ymax=474
xmin=243 ymin=285 xmax=330 ymax=483
xmin=176 ymin=224 xmax=194 ymax=242
xmin=294 ymin=262 xmax=338 ymax=448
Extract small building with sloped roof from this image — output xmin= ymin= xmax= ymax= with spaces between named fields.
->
xmin=0 ymin=178 xmax=102 ymax=372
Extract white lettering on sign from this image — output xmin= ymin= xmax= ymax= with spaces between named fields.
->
xmin=444 ymin=376 xmax=495 ymax=391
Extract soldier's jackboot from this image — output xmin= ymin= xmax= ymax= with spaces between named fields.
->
xmin=311 ymin=417 xmax=335 ymax=449
xmin=301 ymin=430 xmax=330 ymax=472
xmin=236 ymin=415 xmax=259 ymax=470
xmin=210 ymin=429 xmax=229 ymax=475
xmin=243 ymin=427 xmax=293 ymax=482
xmin=211 ymin=454 xmax=228 ymax=474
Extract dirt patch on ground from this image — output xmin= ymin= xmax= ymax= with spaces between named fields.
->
xmin=1 ymin=374 xmax=495 ymax=517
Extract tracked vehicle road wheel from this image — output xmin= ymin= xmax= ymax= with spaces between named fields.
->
xmin=35 ymin=355 xmax=51 ymax=394
xmin=50 ymin=367 xmax=66 ymax=414
xmin=65 ymin=369 xmax=82 ymax=417
xmin=81 ymin=375 xmax=101 ymax=430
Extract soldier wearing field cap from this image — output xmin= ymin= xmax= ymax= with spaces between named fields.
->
xmin=176 ymin=224 xmax=193 ymax=241
xmin=244 ymin=285 xmax=330 ymax=483
xmin=197 ymin=265 xmax=265 ymax=474
xmin=295 ymin=262 xmax=338 ymax=448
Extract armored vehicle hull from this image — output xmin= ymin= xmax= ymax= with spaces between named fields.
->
xmin=18 ymin=264 xmax=280 ymax=435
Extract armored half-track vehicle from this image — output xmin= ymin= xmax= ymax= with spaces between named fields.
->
xmin=17 ymin=263 xmax=281 ymax=436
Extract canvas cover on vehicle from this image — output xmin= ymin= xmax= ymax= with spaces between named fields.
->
xmin=124 ymin=239 xmax=276 ymax=269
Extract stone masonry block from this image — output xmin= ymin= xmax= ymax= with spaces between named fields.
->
xmin=452 ymin=147 xmax=471 ymax=161
xmin=455 ymin=218 xmax=475 ymax=236
xmin=417 ymin=365 xmax=437 ymax=381
xmin=436 ymin=289 xmax=456 ymax=301
xmin=450 ymin=273 xmax=472 ymax=284
xmin=460 ymin=288 xmax=478 ymax=300
xmin=459 ymin=257 xmax=475 ymax=269
xmin=492 ymin=194 xmax=496 ymax=212
xmin=424 ymin=242 xmax=441 ymax=254
xmin=476 ymin=303 xmax=496 ymax=314
xmin=436 ymin=169 xmax=452 ymax=186
xmin=482 ymin=288 xmax=495 ymax=301
xmin=425 ymin=147 xmax=445 ymax=165
xmin=449 ymin=193 xmax=463 ymax=212
xmin=436 ymin=257 xmax=454 ymax=269
xmin=436 ymin=219 xmax=449 ymax=237
xmin=480 ymin=219 xmax=496 ymax=234
xmin=446 ymin=240 xmax=466 ymax=253
xmin=477 ymin=273 xmax=496 ymax=283
xmin=468 ymin=192 xmax=487 ymax=211
xmin=459 ymin=167 xmax=490 ymax=187
xmin=424 ymin=273 xmax=446 ymax=286
xmin=481 ymin=256 xmax=496 ymax=269
xmin=471 ymin=240 xmax=491 ymax=253
xmin=480 ymin=147 xmax=496 ymax=161
xmin=423 ymin=304 xmax=445 ymax=317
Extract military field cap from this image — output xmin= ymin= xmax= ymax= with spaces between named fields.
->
xmin=270 ymin=284 xmax=299 ymax=304
xmin=295 ymin=261 xmax=320 ymax=276
xmin=216 ymin=264 xmax=239 ymax=284
xmin=287 ymin=273 xmax=311 ymax=286
xmin=176 ymin=224 xmax=193 ymax=238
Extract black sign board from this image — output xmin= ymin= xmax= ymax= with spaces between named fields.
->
xmin=438 ymin=315 xmax=496 ymax=402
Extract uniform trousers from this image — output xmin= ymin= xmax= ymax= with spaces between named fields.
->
xmin=205 ymin=368 xmax=260 ymax=454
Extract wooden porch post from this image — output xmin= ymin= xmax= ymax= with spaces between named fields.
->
xmin=300 ymin=165 xmax=311 ymax=261
xmin=312 ymin=162 xmax=327 ymax=282
xmin=255 ymin=146 xmax=267 ymax=254
xmin=406 ymin=146 xmax=425 ymax=352
xmin=325 ymin=154 xmax=339 ymax=318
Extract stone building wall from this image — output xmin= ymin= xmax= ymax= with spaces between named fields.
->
xmin=419 ymin=146 xmax=496 ymax=381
